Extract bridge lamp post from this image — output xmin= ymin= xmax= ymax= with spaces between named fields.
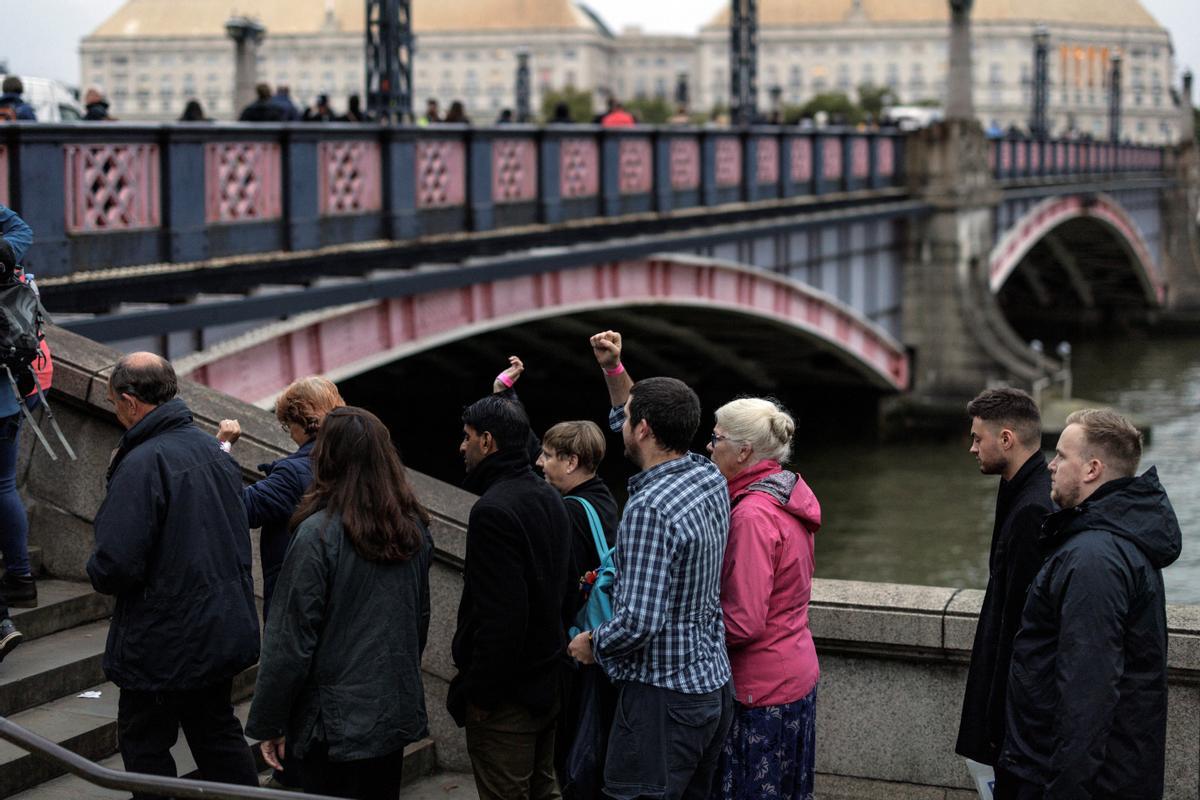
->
xmin=730 ymin=0 xmax=758 ymax=126
xmin=1183 ymin=70 xmax=1195 ymax=144
xmin=1031 ymin=24 xmax=1050 ymax=138
xmin=1109 ymin=54 xmax=1123 ymax=143
xmin=515 ymin=49 xmax=531 ymax=123
xmin=225 ymin=16 xmax=265 ymax=115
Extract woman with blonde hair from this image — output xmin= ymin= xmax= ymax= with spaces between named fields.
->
xmin=219 ymin=376 xmax=345 ymax=620
xmin=706 ymin=397 xmax=821 ymax=800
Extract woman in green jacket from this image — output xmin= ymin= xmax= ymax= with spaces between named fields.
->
xmin=246 ymin=406 xmax=433 ymax=800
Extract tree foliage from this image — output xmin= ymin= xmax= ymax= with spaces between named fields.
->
xmin=797 ymin=92 xmax=864 ymax=125
xmin=857 ymin=84 xmax=898 ymax=119
xmin=625 ymin=97 xmax=674 ymax=124
xmin=540 ymin=86 xmax=595 ymax=123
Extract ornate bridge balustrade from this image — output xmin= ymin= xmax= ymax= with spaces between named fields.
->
xmin=0 ymin=122 xmax=914 ymax=278
xmin=989 ymin=135 xmax=1166 ymax=181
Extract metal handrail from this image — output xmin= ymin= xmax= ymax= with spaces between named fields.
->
xmin=0 ymin=715 xmax=342 ymax=800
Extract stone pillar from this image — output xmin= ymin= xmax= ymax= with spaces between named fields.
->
xmin=515 ymin=50 xmax=531 ymax=123
xmin=946 ymin=0 xmax=974 ymax=122
xmin=226 ymin=17 xmax=265 ymax=115
xmin=1182 ymin=70 xmax=1195 ymax=145
xmin=1031 ymin=25 xmax=1050 ymax=138
xmin=1160 ymin=70 xmax=1200 ymax=308
xmin=900 ymin=120 xmax=1049 ymax=403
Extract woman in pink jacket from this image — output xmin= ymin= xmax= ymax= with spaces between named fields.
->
xmin=706 ymin=397 xmax=821 ymax=800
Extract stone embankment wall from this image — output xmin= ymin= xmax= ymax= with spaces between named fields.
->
xmin=18 ymin=327 xmax=1200 ymax=798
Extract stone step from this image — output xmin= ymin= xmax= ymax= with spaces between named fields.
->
xmin=8 ymin=733 xmax=442 ymax=800
xmin=0 ymin=621 xmax=108 ymax=718
xmin=0 ymin=668 xmax=260 ymax=799
xmin=8 ymin=580 xmax=114 ymax=643
xmin=6 ymin=694 xmax=256 ymax=800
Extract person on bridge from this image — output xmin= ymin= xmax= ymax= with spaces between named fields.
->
xmin=567 ymin=330 xmax=733 ymax=800
xmin=955 ymin=388 xmax=1053 ymax=793
xmin=448 ymin=394 xmax=572 ymax=800
xmin=998 ymin=409 xmax=1181 ymax=800
xmin=0 ymin=76 xmax=36 ymax=121
xmin=239 ymin=83 xmax=284 ymax=122
xmin=87 ymin=353 xmax=260 ymax=796
xmin=706 ymin=397 xmax=821 ymax=800
xmin=246 ymin=406 xmax=432 ymax=800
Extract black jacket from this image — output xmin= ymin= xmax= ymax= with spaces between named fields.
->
xmin=246 ymin=510 xmax=433 ymax=760
xmin=244 ymin=438 xmax=315 ymax=616
xmin=448 ymin=447 xmax=571 ymax=726
xmin=239 ymin=99 xmax=285 ymax=122
xmin=956 ymin=452 xmax=1053 ymax=764
xmin=87 ymin=398 xmax=260 ymax=691
xmin=999 ymin=467 xmax=1182 ymax=799
xmin=563 ymin=476 xmax=619 ymax=618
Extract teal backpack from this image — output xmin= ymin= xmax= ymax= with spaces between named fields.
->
xmin=566 ymin=495 xmax=616 ymax=638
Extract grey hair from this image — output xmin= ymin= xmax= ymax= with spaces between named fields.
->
xmin=714 ymin=397 xmax=795 ymax=463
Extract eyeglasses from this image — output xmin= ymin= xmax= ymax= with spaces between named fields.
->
xmin=710 ymin=433 xmax=731 ymax=446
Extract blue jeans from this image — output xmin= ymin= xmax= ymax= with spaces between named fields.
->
xmin=0 ymin=396 xmax=39 ymax=578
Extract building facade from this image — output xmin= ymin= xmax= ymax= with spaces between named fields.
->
xmin=80 ymin=0 xmax=1183 ymax=142
xmin=698 ymin=0 xmax=1179 ymax=142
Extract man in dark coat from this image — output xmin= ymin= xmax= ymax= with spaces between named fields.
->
xmin=956 ymin=388 xmax=1054 ymax=790
xmin=239 ymin=83 xmax=284 ymax=122
xmin=87 ymin=353 xmax=260 ymax=796
xmin=998 ymin=408 xmax=1181 ymax=800
xmin=448 ymin=395 xmax=571 ymax=800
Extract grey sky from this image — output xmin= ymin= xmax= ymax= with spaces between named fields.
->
xmin=1 ymin=0 xmax=1195 ymax=105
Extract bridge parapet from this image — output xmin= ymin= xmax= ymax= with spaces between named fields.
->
xmin=0 ymin=122 xmax=907 ymax=278
xmin=989 ymin=135 xmax=1166 ymax=182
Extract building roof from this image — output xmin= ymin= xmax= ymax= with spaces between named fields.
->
xmin=87 ymin=0 xmax=604 ymax=38
xmin=703 ymin=0 xmax=1163 ymax=31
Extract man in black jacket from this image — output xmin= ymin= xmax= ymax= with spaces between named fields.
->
xmin=999 ymin=408 xmax=1181 ymax=800
xmin=956 ymin=388 xmax=1053 ymax=791
xmin=88 ymin=353 xmax=260 ymax=797
xmin=449 ymin=395 xmax=572 ymax=800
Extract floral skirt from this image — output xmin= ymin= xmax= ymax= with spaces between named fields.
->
xmin=710 ymin=685 xmax=817 ymax=800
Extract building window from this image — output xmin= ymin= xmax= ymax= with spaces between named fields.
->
xmin=989 ymin=63 xmax=1003 ymax=87
xmin=837 ymin=64 xmax=851 ymax=90
xmin=886 ymin=63 xmax=899 ymax=89
xmin=92 ymin=55 xmax=105 ymax=67
xmin=564 ymin=48 xmax=577 ymax=60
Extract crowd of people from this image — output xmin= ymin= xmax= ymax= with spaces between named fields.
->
xmin=0 ymin=195 xmax=1183 ymax=800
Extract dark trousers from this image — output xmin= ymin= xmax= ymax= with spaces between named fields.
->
xmin=295 ymin=742 xmax=406 ymax=800
xmin=117 ymin=679 xmax=258 ymax=800
xmin=603 ymin=680 xmax=734 ymax=800
xmin=993 ymin=765 xmax=1043 ymax=800
xmin=466 ymin=701 xmax=561 ymax=800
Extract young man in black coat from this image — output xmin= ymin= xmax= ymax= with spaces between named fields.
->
xmin=88 ymin=353 xmax=260 ymax=796
xmin=449 ymin=395 xmax=572 ymax=800
xmin=955 ymin=388 xmax=1054 ymax=792
xmin=998 ymin=409 xmax=1180 ymax=800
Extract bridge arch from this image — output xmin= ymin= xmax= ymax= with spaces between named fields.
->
xmin=175 ymin=255 xmax=909 ymax=406
xmin=988 ymin=193 xmax=1163 ymax=307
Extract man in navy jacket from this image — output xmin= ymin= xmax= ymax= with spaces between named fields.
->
xmin=88 ymin=353 xmax=260 ymax=795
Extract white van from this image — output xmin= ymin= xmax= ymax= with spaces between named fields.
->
xmin=0 ymin=75 xmax=83 ymax=122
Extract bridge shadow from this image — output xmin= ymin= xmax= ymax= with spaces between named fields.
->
xmin=994 ymin=204 xmax=1159 ymax=344
xmin=337 ymin=307 xmax=888 ymax=491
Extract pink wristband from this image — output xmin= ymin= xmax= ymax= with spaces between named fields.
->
xmin=496 ymin=372 xmax=514 ymax=389
xmin=603 ymin=362 xmax=625 ymax=377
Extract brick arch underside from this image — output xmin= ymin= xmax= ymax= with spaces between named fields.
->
xmin=988 ymin=193 xmax=1163 ymax=305
xmin=179 ymin=256 xmax=910 ymax=405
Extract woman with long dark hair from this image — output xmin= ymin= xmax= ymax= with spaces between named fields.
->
xmin=246 ymin=407 xmax=433 ymax=800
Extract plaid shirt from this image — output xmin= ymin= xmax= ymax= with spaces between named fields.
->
xmin=593 ymin=405 xmax=732 ymax=694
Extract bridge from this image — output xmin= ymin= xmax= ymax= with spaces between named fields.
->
xmin=5 ymin=114 xmax=1196 ymax=417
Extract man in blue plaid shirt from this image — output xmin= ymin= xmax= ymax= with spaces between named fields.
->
xmin=568 ymin=330 xmax=733 ymax=800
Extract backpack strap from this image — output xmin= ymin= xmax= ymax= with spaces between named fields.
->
xmin=2 ymin=364 xmax=56 ymax=460
xmin=27 ymin=366 xmax=76 ymax=461
xmin=564 ymin=495 xmax=612 ymax=561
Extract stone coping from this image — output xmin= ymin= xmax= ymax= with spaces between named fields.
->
xmin=44 ymin=325 xmax=1200 ymax=676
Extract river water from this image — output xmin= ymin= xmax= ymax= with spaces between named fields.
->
xmin=803 ymin=335 xmax=1200 ymax=605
